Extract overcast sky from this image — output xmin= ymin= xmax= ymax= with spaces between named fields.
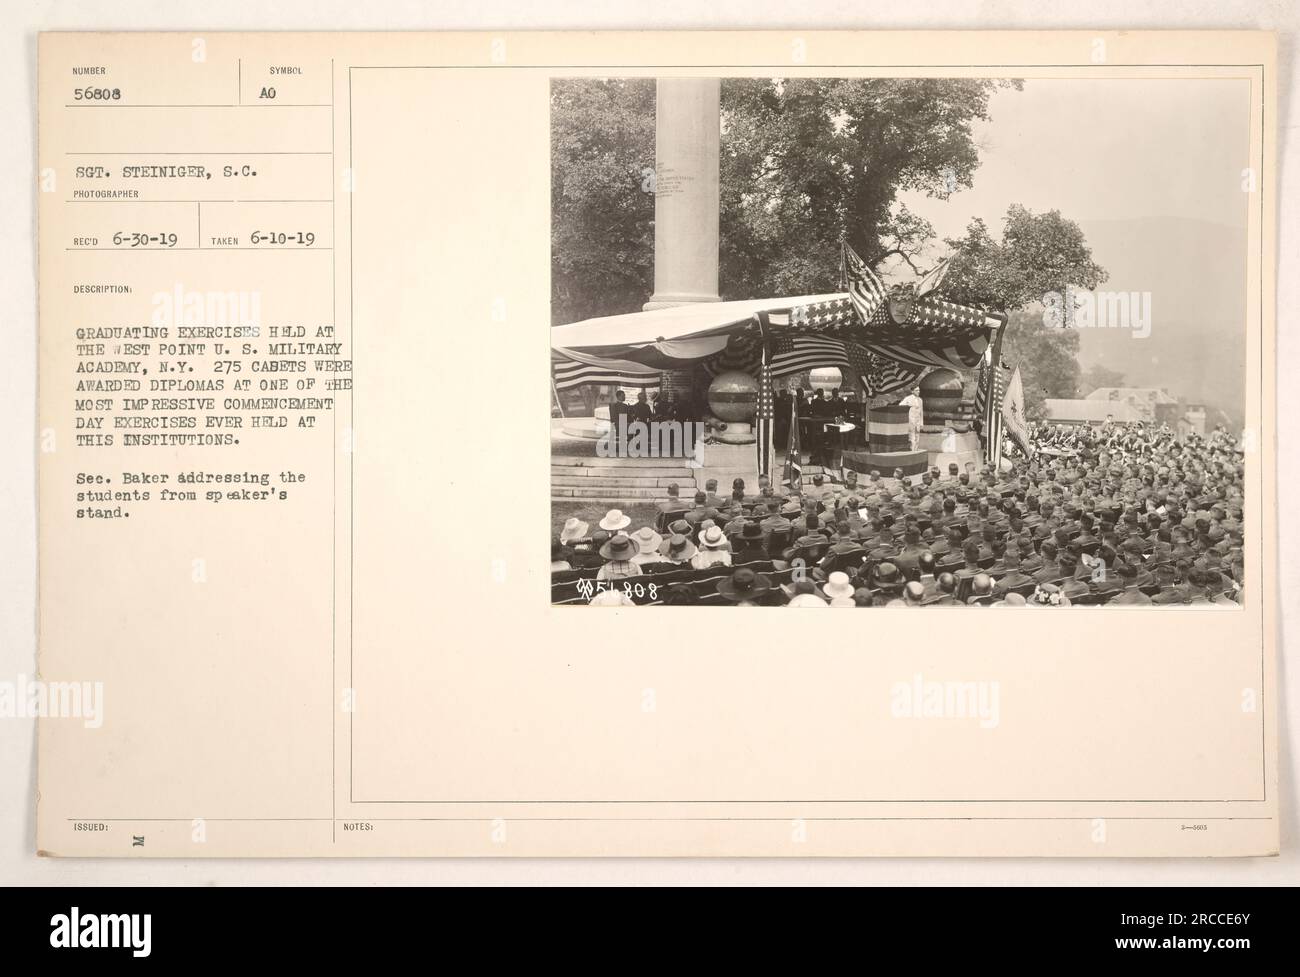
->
xmin=900 ymin=77 xmax=1252 ymax=247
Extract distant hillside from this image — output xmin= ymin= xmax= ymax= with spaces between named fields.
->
xmin=1072 ymin=216 xmax=1247 ymax=426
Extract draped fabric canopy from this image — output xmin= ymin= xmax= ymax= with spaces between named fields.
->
xmin=551 ymin=291 xmax=1006 ymax=398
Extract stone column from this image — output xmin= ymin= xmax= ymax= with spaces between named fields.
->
xmin=644 ymin=78 xmax=721 ymax=310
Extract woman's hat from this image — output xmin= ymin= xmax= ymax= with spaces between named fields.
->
xmin=599 ymin=533 xmax=639 ymax=561
xmin=598 ymin=509 xmax=632 ymax=532
xmin=632 ymin=526 xmax=663 ymax=555
xmin=716 ymin=567 xmax=773 ymax=601
xmin=822 ymin=571 xmax=855 ymax=601
xmin=559 ymin=517 xmax=589 ymax=543
xmin=699 ymin=526 xmax=727 ymax=549
xmin=787 ymin=593 xmax=829 ymax=608
xmin=659 ymin=534 xmax=697 ymax=561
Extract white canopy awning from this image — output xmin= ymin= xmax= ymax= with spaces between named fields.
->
xmin=550 ymin=294 xmax=845 ymax=351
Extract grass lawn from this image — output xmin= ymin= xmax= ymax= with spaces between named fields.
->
xmin=551 ymin=500 xmax=661 ymax=541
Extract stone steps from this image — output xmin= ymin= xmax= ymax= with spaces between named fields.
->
xmin=552 ymin=474 xmax=695 ymax=489
xmin=551 ymin=486 xmax=667 ymax=500
xmin=550 ymin=455 xmax=698 ymax=502
xmin=551 ymin=455 xmax=695 ymax=469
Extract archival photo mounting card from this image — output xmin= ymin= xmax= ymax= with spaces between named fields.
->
xmin=36 ymin=30 xmax=1278 ymax=857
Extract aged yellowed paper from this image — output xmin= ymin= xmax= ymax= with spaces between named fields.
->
xmin=37 ymin=30 xmax=1277 ymax=856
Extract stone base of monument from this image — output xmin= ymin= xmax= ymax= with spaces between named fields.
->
xmin=560 ymin=417 xmax=604 ymax=440
xmin=560 ymin=405 xmax=608 ymax=440
xmin=714 ymin=421 xmax=755 ymax=445
xmin=918 ymin=429 xmax=984 ymax=474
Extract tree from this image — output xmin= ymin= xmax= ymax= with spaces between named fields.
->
xmin=941 ymin=206 xmax=1108 ymax=420
xmin=1080 ymin=363 xmax=1127 ymax=394
xmin=1000 ymin=309 xmax=1080 ymax=419
xmin=940 ymin=205 xmax=1108 ymax=311
xmin=719 ymin=77 xmax=1021 ymax=300
xmin=550 ymin=79 xmax=655 ymax=325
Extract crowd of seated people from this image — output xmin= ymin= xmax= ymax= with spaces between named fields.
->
xmin=552 ymin=421 xmax=1246 ymax=608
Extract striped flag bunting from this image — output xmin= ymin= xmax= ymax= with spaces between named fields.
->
xmin=552 ymin=352 xmax=661 ymax=390
xmin=703 ymin=317 xmax=927 ymax=400
xmin=552 ymin=250 xmax=1005 ymax=424
xmin=866 ymin=403 xmax=914 ymax=453
xmin=702 ymin=326 xmax=764 ymax=378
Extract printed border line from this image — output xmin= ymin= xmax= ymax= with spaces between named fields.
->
xmin=344 ymin=61 xmax=1269 ymax=809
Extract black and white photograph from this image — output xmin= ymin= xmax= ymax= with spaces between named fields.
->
xmin=551 ymin=75 xmax=1250 ymax=608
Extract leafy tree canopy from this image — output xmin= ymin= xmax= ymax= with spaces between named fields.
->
xmin=550 ymin=78 xmax=1109 ymax=422
xmin=551 ymin=78 xmax=655 ymax=325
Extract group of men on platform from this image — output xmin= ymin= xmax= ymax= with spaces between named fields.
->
xmin=553 ymin=419 xmax=1245 ymax=608
xmin=774 ymin=385 xmax=859 ymax=466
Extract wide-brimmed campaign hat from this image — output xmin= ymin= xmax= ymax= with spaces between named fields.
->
xmin=716 ymin=567 xmax=773 ymax=602
xmin=559 ymin=517 xmax=589 ymax=543
xmin=599 ymin=509 xmax=632 ymax=532
xmin=874 ymin=562 xmax=904 ymax=590
xmin=599 ymin=533 xmax=638 ymax=561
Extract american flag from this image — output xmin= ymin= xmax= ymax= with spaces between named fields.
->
xmin=844 ymin=244 xmax=888 ymax=323
xmin=702 ymin=326 xmax=764 ymax=378
xmin=847 ymin=342 xmax=924 ymax=397
xmin=753 ymin=320 xmax=925 ymax=397
xmin=756 ymin=359 xmax=774 ymax=478
xmin=914 ymin=255 xmax=951 ymax=297
xmin=861 ymin=294 xmax=996 ymax=368
xmin=788 ymin=295 xmax=857 ymax=331
xmin=770 ymin=333 xmax=852 ymax=376
xmin=974 ymin=322 xmax=1009 ymax=470
xmin=552 ymin=354 xmax=660 ymax=390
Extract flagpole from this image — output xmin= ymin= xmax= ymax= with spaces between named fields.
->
xmin=755 ymin=312 xmax=773 ymax=482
